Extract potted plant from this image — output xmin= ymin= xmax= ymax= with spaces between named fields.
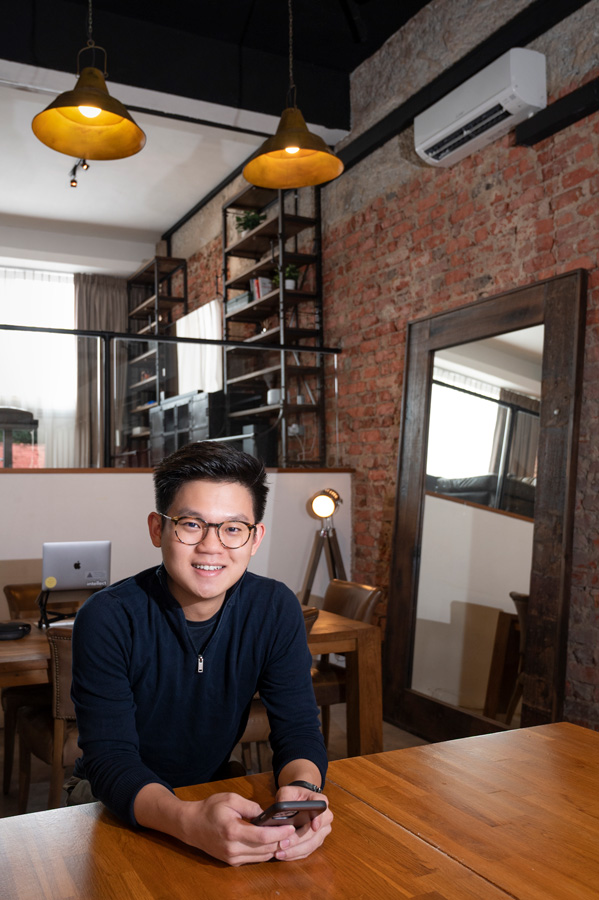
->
xmin=273 ymin=264 xmax=301 ymax=290
xmin=235 ymin=210 xmax=266 ymax=237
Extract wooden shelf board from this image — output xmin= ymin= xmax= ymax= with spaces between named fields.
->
xmin=229 ymin=402 xmax=318 ymax=418
xmin=226 ymin=185 xmax=278 ymax=211
xmin=225 ymin=254 xmax=316 ymax=292
xmin=129 ymin=375 xmax=157 ymax=390
xmin=224 ymin=290 xmax=318 ymax=324
xmin=129 ymin=348 xmax=157 ymax=365
xmin=131 ymin=402 xmax=159 ymax=413
xmin=227 ymin=364 xmax=281 ymax=385
xmin=127 ymin=256 xmax=186 ymax=286
xmin=226 ymin=214 xmax=317 ymax=259
xmin=129 ymin=295 xmax=185 ymax=318
xmin=226 ymin=326 xmax=281 ymax=347
xmin=225 ymin=328 xmax=321 ymax=352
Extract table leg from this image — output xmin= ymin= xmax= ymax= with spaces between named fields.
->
xmin=344 ymin=626 xmax=383 ymax=756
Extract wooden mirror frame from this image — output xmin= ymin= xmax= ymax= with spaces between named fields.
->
xmin=384 ymin=272 xmax=587 ymax=742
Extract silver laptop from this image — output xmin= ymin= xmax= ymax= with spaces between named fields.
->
xmin=42 ymin=541 xmax=111 ymax=592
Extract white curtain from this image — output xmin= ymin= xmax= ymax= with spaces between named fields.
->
xmin=74 ymin=273 xmax=128 ymax=467
xmin=0 ymin=267 xmax=76 ymax=467
xmin=175 ymin=299 xmax=223 ymax=395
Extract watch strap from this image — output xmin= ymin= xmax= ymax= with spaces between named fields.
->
xmin=287 ymin=779 xmax=323 ymax=793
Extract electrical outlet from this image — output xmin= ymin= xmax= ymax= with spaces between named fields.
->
xmin=288 ymin=423 xmax=304 ymax=436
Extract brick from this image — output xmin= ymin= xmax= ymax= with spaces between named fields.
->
xmin=562 ymin=166 xmax=596 ymax=189
xmin=551 ymin=187 xmax=584 ymax=211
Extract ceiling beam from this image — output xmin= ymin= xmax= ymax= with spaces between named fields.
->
xmin=515 ymin=77 xmax=599 ymax=146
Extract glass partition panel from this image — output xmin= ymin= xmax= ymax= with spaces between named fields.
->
xmin=0 ymin=325 xmax=336 ymax=469
xmin=112 ymin=336 xmax=333 ymax=469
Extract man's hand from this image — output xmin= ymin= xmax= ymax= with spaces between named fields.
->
xmin=272 ymin=782 xmax=333 ymax=861
xmin=134 ymin=784 xmax=295 ymax=867
xmin=179 ymin=791 xmax=301 ymax=866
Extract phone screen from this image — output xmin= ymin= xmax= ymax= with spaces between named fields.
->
xmin=251 ymin=800 xmax=327 ymax=828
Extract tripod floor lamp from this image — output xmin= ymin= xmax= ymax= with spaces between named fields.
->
xmin=299 ymin=489 xmax=347 ymax=606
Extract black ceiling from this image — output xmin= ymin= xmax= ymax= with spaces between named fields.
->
xmin=3 ymin=0 xmax=435 ymax=130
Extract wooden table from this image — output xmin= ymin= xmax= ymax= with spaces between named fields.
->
xmin=0 ymin=770 xmax=510 ymax=899
xmin=327 ymin=721 xmax=599 ymax=900
xmin=2 ymin=723 xmax=596 ymax=899
xmin=0 ymin=609 xmax=383 ymax=757
xmin=0 ymin=619 xmax=53 ymax=689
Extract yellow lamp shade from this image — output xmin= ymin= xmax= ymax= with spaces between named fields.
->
xmin=32 ymin=67 xmax=146 ymax=160
xmin=243 ymin=107 xmax=344 ymax=189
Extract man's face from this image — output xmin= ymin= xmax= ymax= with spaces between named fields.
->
xmin=148 ymin=479 xmax=265 ymax=620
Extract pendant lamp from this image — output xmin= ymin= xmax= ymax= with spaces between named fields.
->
xmin=31 ymin=0 xmax=145 ymax=161
xmin=243 ymin=0 xmax=343 ymax=189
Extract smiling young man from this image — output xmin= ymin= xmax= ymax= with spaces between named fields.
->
xmin=70 ymin=442 xmax=332 ymax=866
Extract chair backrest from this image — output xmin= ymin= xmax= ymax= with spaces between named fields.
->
xmin=3 ymin=583 xmax=42 ymax=619
xmin=46 ymin=625 xmax=76 ymax=720
xmin=509 ymin=591 xmax=529 ymax=653
xmin=302 ymin=606 xmax=319 ymax=634
xmin=323 ymin=579 xmax=382 ymax=624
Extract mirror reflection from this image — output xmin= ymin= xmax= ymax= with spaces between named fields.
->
xmin=411 ymin=325 xmax=544 ymax=725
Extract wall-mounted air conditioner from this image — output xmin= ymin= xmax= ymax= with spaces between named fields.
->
xmin=414 ymin=48 xmax=546 ymax=167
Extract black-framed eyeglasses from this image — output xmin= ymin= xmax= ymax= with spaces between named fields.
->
xmin=160 ymin=514 xmax=257 ymax=549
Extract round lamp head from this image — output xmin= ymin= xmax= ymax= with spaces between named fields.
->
xmin=243 ymin=107 xmax=344 ymax=189
xmin=32 ymin=67 xmax=146 ymax=160
xmin=309 ymin=489 xmax=342 ymax=520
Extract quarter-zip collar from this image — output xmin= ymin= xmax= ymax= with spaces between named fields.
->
xmin=155 ymin=563 xmax=248 ymax=672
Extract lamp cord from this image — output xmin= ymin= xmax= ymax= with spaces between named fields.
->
xmin=87 ymin=0 xmax=94 ymax=46
xmin=287 ymin=0 xmax=297 ymax=108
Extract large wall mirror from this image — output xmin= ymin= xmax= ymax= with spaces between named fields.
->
xmin=384 ymin=272 xmax=586 ymax=742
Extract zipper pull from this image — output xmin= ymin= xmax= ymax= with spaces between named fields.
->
xmin=197 ymin=654 xmax=204 ymax=673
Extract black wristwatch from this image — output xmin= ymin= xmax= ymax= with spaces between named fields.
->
xmin=288 ymin=780 xmax=323 ymax=793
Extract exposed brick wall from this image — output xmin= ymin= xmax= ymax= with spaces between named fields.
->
xmin=174 ymin=233 xmax=222 ymax=319
xmin=320 ymin=105 xmax=599 ymax=729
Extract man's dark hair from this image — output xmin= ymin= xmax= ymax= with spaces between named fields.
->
xmin=153 ymin=441 xmax=269 ymax=522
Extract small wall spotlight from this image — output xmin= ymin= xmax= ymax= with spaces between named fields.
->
xmin=68 ymin=158 xmax=90 ymax=187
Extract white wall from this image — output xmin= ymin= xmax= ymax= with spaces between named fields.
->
xmin=0 ymin=470 xmax=352 ymax=619
xmin=412 ymin=494 xmax=533 ymax=709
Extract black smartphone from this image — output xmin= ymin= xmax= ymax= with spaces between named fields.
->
xmin=251 ymin=800 xmax=327 ymax=828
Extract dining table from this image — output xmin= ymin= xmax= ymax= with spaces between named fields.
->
xmin=0 ymin=722 xmax=596 ymax=899
xmin=0 ymin=607 xmax=383 ymax=757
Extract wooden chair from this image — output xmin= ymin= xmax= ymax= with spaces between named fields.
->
xmin=239 ymin=606 xmax=320 ymax=773
xmin=311 ymin=579 xmax=383 ymax=749
xmin=2 ymin=584 xmax=52 ymax=794
xmin=17 ymin=624 xmax=81 ymax=813
xmin=1 ymin=584 xmax=84 ymax=795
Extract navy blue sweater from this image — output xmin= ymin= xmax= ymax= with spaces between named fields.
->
xmin=71 ymin=565 xmax=327 ymax=826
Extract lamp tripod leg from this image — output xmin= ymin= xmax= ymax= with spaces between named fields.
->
xmin=299 ymin=531 xmax=325 ymax=606
xmin=325 ymin=528 xmax=347 ymax=581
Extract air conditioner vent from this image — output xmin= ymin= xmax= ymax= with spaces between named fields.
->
xmin=426 ymin=104 xmax=511 ymax=162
